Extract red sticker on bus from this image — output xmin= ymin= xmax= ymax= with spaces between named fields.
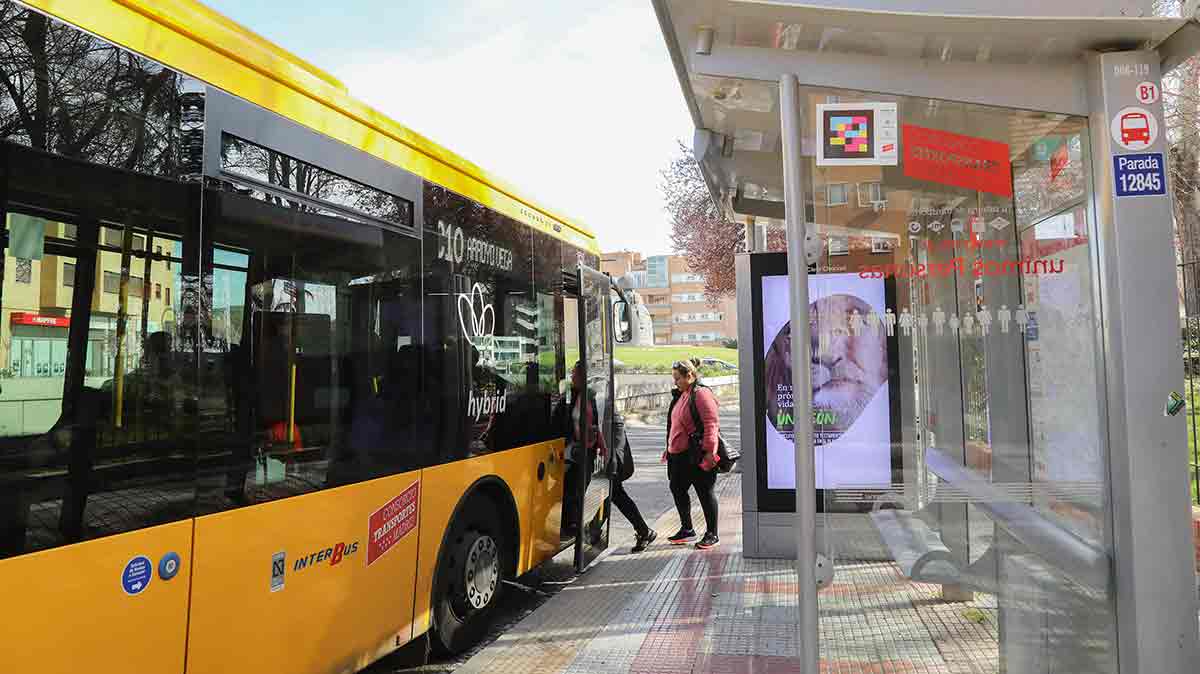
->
xmin=367 ymin=481 xmax=420 ymax=567
xmin=902 ymin=124 xmax=1012 ymax=197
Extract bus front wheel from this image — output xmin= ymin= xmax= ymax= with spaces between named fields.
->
xmin=433 ymin=504 xmax=506 ymax=654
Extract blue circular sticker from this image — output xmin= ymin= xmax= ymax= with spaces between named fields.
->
xmin=122 ymin=555 xmax=153 ymax=595
xmin=159 ymin=552 xmax=181 ymax=581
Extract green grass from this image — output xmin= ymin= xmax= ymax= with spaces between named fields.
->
xmin=1190 ymin=427 xmax=1198 ymax=504
xmin=1192 ymin=461 xmax=1198 ymax=505
xmin=613 ymin=345 xmax=739 ymax=375
xmin=561 ymin=345 xmax=739 ymax=375
xmin=1185 ymin=380 xmax=1200 ymax=503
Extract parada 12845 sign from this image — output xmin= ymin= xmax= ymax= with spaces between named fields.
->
xmin=1113 ymin=152 xmax=1166 ymax=198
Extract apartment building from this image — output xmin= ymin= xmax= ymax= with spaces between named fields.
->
xmin=2 ymin=216 xmax=178 ymax=383
xmin=601 ymin=250 xmax=737 ymax=346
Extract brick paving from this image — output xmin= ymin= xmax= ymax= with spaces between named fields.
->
xmin=454 ymin=473 xmax=1001 ymax=674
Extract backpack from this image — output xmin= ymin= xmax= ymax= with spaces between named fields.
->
xmin=686 ymin=384 xmax=741 ymax=473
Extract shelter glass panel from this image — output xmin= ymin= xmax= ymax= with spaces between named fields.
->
xmin=763 ymin=85 xmax=1123 ymax=673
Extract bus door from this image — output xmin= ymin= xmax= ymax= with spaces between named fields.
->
xmin=571 ymin=264 xmax=614 ymax=571
xmin=0 ymin=143 xmax=199 ymax=674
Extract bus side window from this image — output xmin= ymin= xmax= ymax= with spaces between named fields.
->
xmin=0 ymin=10 xmax=203 ymax=557
xmin=422 ymin=183 xmax=539 ymax=459
xmin=197 ymin=181 xmax=424 ymax=513
xmin=532 ymin=231 xmax=566 ymax=443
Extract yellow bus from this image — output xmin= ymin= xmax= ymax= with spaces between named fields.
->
xmin=0 ymin=2 xmax=628 ymax=672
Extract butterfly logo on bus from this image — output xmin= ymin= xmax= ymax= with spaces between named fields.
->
xmin=458 ymin=283 xmax=496 ymax=367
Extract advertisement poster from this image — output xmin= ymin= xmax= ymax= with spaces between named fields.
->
xmin=816 ymin=102 xmax=899 ymax=166
xmin=761 ymin=273 xmax=892 ymax=490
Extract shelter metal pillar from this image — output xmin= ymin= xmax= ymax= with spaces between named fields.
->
xmin=1085 ymin=49 xmax=1200 ymax=674
xmin=780 ymin=73 xmax=819 ymax=674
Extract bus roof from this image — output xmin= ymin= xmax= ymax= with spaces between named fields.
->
xmin=25 ymin=0 xmax=599 ymax=253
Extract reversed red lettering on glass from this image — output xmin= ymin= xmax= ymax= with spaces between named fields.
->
xmin=902 ymin=124 xmax=1013 ymax=197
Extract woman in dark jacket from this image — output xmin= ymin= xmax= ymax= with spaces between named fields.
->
xmin=554 ymin=361 xmax=655 ymax=552
xmin=610 ymin=405 xmax=656 ymax=552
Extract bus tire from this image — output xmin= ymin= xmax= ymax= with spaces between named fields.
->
xmin=432 ymin=501 xmax=506 ymax=655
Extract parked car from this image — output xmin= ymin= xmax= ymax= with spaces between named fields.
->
xmin=699 ymin=357 xmax=738 ymax=371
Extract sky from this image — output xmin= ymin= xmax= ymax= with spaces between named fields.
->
xmin=201 ymin=0 xmax=694 ymax=257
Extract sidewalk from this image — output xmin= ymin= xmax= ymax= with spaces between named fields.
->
xmin=455 ymin=474 xmax=1001 ymax=674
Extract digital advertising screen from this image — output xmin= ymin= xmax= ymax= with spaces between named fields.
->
xmin=756 ymin=270 xmax=897 ymax=503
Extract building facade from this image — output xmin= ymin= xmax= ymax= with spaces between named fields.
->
xmin=2 ymin=216 xmax=179 ymax=386
xmin=601 ymin=250 xmax=737 ymax=346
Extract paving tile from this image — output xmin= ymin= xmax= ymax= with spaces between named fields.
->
xmin=454 ymin=472 xmax=1001 ymax=674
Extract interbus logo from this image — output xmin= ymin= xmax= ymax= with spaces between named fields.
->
xmin=367 ymin=481 xmax=420 ymax=567
xmin=293 ymin=541 xmax=358 ymax=572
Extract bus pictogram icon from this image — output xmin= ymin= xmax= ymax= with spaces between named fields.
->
xmin=1111 ymin=106 xmax=1158 ymax=151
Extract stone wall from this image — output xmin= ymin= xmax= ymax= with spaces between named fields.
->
xmin=615 ymin=375 xmax=738 ymax=414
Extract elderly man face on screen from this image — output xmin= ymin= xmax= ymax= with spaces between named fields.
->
xmin=809 ymin=294 xmax=888 ymax=432
xmin=764 ymin=293 xmax=888 ymax=438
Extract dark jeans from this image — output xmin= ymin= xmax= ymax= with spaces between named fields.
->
xmin=610 ymin=479 xmax=649 ymax=537
xmin=667 ymin=451 xmax=718 ymax=536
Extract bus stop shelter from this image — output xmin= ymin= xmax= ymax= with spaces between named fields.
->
xmin=654 ymin=1 xmax=1200 ymax=673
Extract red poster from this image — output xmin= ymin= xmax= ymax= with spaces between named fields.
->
xmin=902 ymin=124 xmax=1013 ymax=197
xmin=1050 ymin=143 xmax=1070 ymax=183
xmin=367 ymin=481 xmax=420 ymax=567
xmin=10 ymin=312 xmax=70 ymax=328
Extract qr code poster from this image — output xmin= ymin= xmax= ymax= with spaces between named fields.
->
xmin=816 ymin=102 xmax=898 ymax=166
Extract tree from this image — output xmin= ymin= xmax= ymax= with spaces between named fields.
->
xmin=1167 ymin=58 xmax=1200 ymax=312
xmin=0 ymin=6 xmax=185 ymax=175
xmin=220 ymin=136 xmax=411 ymax=223
xmin=1155 ymin=1 xmax=1200 ymax=315
xmin=661 ymin=141 xmax=783 ymax=301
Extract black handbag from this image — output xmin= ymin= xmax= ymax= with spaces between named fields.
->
xmin=610 ymin=413 xmax=635 ymax=481
xmin=614 ymin=438 xmax=635 ymax=481
xmin=687 ymin=385 xmax=740 ymax=473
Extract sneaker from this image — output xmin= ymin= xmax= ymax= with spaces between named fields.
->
xmin=667 ymin=528 xmax=696 ymax=545
xmin=695 ymin=532 xmax=720 ymax=550
xmin=632 ymin=530 xmax=657 ymax=553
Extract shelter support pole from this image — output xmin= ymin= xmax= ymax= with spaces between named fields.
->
xmin=1085 ymin=49 xmax=1200 ymax=673
xmin=780 ymin=73 xmax=819 ymax=674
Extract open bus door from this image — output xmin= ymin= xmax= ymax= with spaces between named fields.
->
xmin=566 ymin=265 xmax=632 ymax=572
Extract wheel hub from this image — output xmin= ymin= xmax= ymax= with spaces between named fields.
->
xmin=464 ymin=534 xmax=498 ymax=610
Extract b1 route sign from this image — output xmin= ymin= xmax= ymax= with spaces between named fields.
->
xmin=1112 ymin=152 xmax=1166 ymax=198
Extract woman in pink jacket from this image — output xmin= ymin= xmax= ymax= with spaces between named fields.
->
xmin=661 ymin=358 xmax=721 ymax=549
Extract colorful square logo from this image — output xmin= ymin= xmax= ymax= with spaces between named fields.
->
xmin=824 ymin=109 xmax=874 ymax=159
